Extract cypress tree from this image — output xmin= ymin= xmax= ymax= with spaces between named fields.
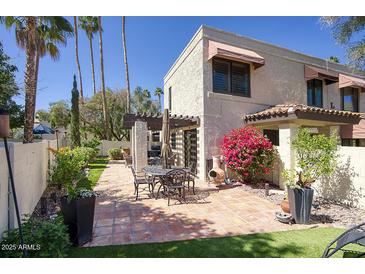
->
xmin=70 ymin=75 xmax=80 ymax=148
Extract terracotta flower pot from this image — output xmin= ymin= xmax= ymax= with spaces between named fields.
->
xmin=280 ymin=199 xmax=290 ymax=214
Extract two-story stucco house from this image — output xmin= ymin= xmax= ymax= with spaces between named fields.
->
xmin=163 ymin=25 xmax=365 ymax=188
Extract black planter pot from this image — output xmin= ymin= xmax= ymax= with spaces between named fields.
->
xmin=287 ymin=187 xmax=314 ymax=224
xmin=61 ymin=196 xmax=96 ymax=246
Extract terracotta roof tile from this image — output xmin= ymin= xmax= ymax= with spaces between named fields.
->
xmin=244 ymin=104 xmax=361 ymax=122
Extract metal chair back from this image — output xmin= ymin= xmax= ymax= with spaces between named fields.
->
xmin=164 ymin=169 xmax=187 ymax=187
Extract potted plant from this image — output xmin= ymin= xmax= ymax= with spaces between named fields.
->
xmin=50 ymin=147 xmax=98 ymax=246
xmin=60 ymin=188 xmax=97 ymax=246
xmin=282 ymin=128 xmax=338 ymax=224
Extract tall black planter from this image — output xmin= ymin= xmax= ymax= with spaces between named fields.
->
xmin=287 ymin=187 xmax=314 ymax=224
xmin=61 ymin=196 xmax=96 ymax=246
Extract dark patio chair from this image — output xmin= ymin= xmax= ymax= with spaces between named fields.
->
xmin=158 ymin=169 xmax=187 ymax=206
xmin=124 ymin=155 xmax=132 ymax=168
xmin=166 ymin=154 xmax=176 ymax=167
xmin=130 ymin=166 xmax=153 ymax=200
xmin=186 ymin=162 xmax=197 ymax=195
xmin=322 ymin=221 xmax=365 ymax=258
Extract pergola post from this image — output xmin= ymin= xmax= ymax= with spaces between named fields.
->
xmin=133 ymin=120 xmax=148 ymax=172
xmin=278 ymin=123 xmax=299 ymax=189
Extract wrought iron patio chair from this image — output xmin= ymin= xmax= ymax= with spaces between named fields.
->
xmin=158 ymin=169 xmax=187 ymax=206
xmin=124 ymin=155 xmax=132 ymax=168
xmin=130 ymin=166 xmax=154 ymax=200
xmin=186 ymin=162 xmax=197 ymax=195
xmin=166 ymin=154 xmax=177 ymax=167
xmin=322 ymin=221 xmax=365 ymax=258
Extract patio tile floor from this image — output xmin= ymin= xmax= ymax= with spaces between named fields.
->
xmin=85 ymin=161 xmax=317 ymax=247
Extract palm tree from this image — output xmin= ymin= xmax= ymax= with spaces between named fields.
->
xmin=79 ymin=16 xmax=99 ymax=95
xmin=121 ymin=16 xmax=131 ymax=113
xmin=73 ymin=16 xmax=83 ymax=102
xmin=97 ymin=16 xmax=110 ymax=140
xmin=154 ymin=87 xmax=164 ymax=111
xmin=2 ymin=16 xmax=73 ymax=143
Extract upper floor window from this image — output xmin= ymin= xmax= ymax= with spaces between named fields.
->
xmin=213 ymin=58 xmax=250 ymax=97
xmin=341 ymin=87 xmax=359 ymax=112
xmin=307 ymin=79 xmax=323 ymax=108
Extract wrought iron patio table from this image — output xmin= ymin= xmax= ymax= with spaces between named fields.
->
xmin=142 ymin=165 xmax=190 ymax=198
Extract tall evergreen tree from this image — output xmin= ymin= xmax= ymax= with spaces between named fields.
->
xmin=70 ymin=75 xmax=80 ymax=148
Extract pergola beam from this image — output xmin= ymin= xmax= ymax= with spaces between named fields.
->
xmin=122 ymin=113 xmax=199 ymax=131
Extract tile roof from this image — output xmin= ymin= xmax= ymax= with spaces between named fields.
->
xmin=244 ymin=104 xmax=362 ymax=122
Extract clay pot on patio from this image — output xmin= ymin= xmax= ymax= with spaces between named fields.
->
xmin=208 ymin=155 xmax=225 ymax=185
xmin=280 ymin=199 xmax=290 ymax=214
xmin=61 ymin=196 xmax=96 ymax=246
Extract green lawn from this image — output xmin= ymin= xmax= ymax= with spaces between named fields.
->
xmin=69 ymin=227 xmax=363 ymax=258
xmin=88 ymin=157 xmax=109 ymax=188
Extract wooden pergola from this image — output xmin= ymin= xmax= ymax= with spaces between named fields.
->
xmin=122 ymin=113 xmax=200 ymax=131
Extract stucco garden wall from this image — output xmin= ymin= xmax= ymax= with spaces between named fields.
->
xmin=315 ymin=146 xmax=365 ymax=208
xmin=0 ymin=140 xmax=58 ymax=239
xmin=98 ymin=140 xmax=130 ymax=157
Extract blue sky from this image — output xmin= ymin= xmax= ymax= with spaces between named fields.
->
xmin=0 ymin=16 xmax=347 ymax=111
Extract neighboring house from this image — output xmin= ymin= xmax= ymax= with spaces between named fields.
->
xmin=163 ymin=25 xmax=365 ymax=190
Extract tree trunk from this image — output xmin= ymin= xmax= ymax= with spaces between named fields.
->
xmin=98 ymin=16 xmax=110 ymax=140
xmin=23 ymin=17 xmax=37 ymax=143
xmin=88 ymin=36 xmax=96 ymax=95
xmin=74 ymin=16 xmax=84 ymax=102
xmin=122 ymin=16 xmax=131 ymax=113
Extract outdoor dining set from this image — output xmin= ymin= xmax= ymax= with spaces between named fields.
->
xmin=130 ymin=161 xmax=197 ymax=205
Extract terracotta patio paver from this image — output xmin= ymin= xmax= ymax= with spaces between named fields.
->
xmin=85 ymin=161 xmax=320 ymax=247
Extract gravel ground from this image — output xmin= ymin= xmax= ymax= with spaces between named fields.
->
xmin=239 ymin=181 xmax=365 ymax=228
xmin=32 ymin=185 xmax=66 ymax=220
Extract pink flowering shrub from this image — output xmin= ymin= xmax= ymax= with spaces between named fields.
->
xmin=221 ymin=126 xmax=276 ymax=182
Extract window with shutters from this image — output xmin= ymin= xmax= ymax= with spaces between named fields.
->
xmin=307 ymin=79 xmax=323 ymax=108
xmin=213 ymin=58 xmax=250 ymax=97
xmin=341 ymin=87 xmax=359 ymax=112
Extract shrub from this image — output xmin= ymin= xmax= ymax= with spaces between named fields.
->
xmin=283 ymin=128 xmax=338 ymax=189
xmin=73 ymin=146 xmax=96 ymax=166
xmin=108 ymin=148 xmax=123 ymax=160
xmin=49 ymin=147 xmax=92 ymax=199
xmin=82 ymin=138 xmax=101 ymax=157
xmin=0 ymin=216 xmax=71 ymax=258
xmin=221 ymin=126 xmax=276 ymax=182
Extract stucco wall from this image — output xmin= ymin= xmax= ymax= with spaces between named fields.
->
xmin=164 ymin=31 xmax=205 ymax=178
xmin=98 ymin=140 xmax=130 ymax=157
xmin=0 ymin=140 xmax=58 ymax=239
xmin=0 ymin=146 xmax=9 ymax=238
xmin=316 ymin=146 xmax=365 ymax=208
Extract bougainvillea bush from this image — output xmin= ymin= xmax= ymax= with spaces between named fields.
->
xmin=221 ymin=126 xmax=276 ymax=182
